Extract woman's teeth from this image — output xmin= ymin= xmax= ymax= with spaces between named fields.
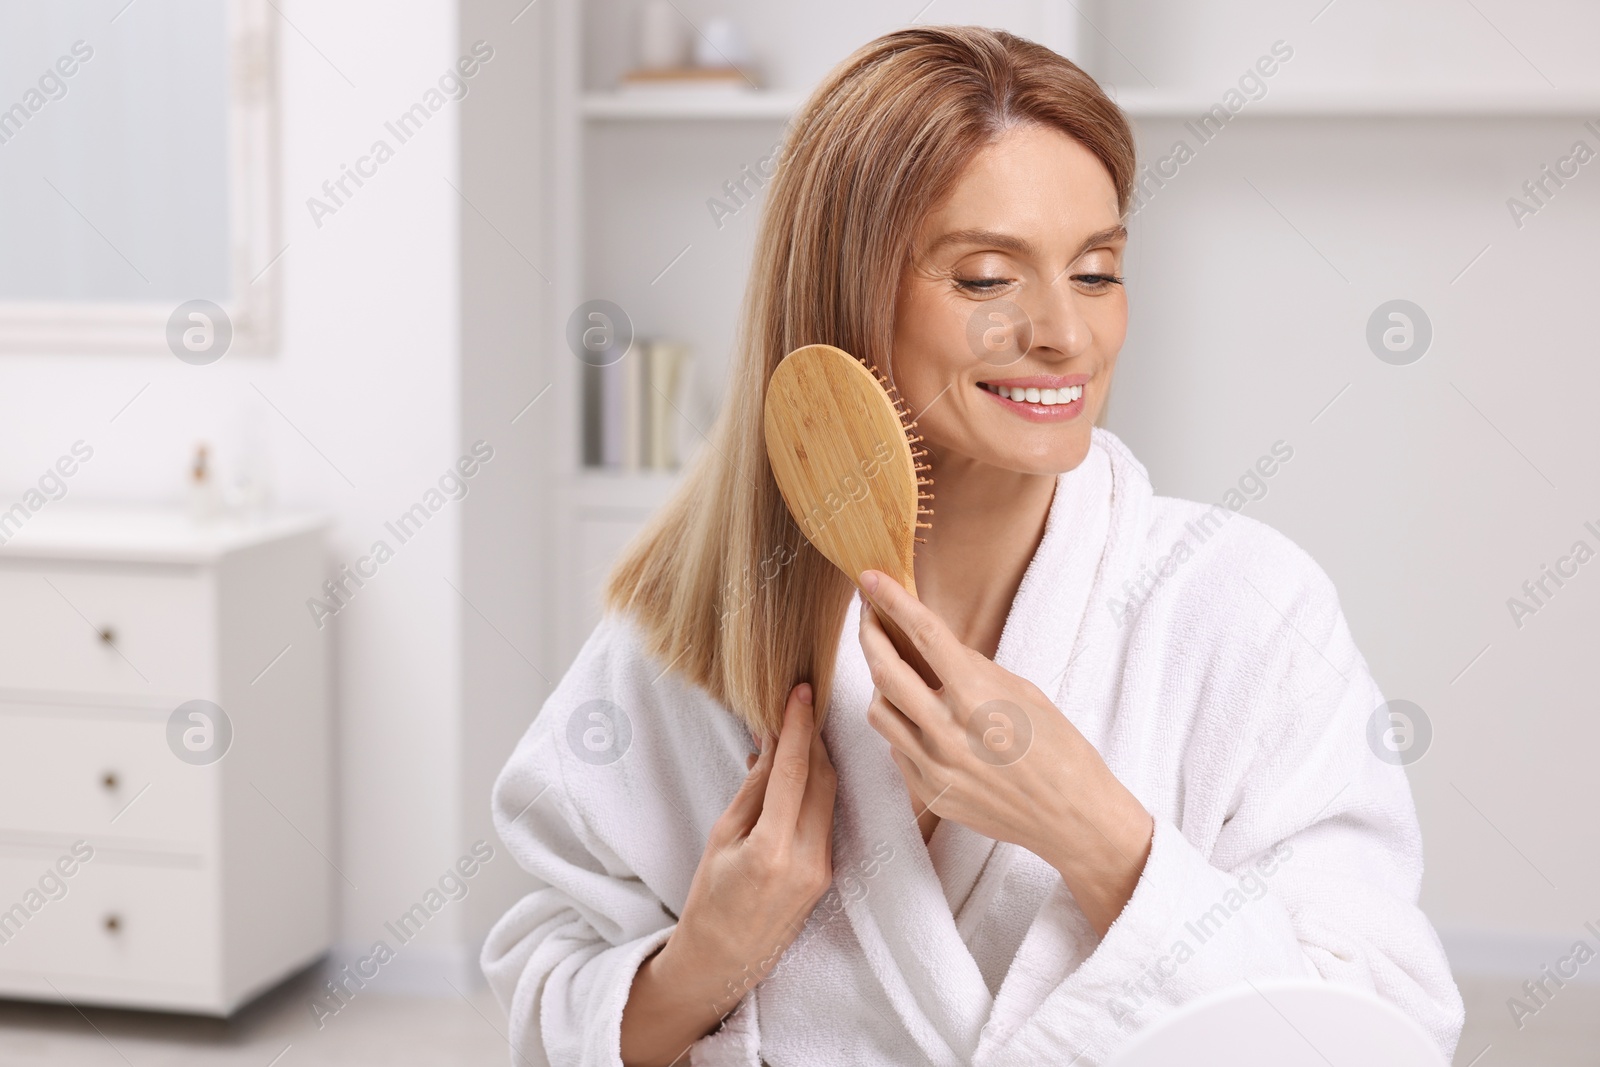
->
xmin=978 ymin=381 xmax=1083 ymax=406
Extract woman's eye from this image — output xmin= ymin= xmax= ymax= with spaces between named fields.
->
xmin=1072 ymin=273 xmax=1124 ymax=290
xmin=954 ymin=277 xmax=1011 ymax=292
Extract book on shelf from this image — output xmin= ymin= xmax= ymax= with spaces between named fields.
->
xmin=583 ymin=337 xmax=691 ymax=472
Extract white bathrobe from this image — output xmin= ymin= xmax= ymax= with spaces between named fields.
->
xmin=481 ymin=426 xmax=1465 ymax=1066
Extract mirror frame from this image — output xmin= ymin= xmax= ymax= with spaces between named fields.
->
xmin=0 ymin=0 xmax=279 ymax=355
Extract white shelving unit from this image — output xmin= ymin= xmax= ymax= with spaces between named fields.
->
xmin=581 ymin=90 xmax=806 ymax=120
xmin=543 ymin=1 xmax=1083 ymax=671
xmin=538 ymin=0 xmax=1600 ymax=677
xmin=570 ymin=467 xmax=683 ymax=515
xmin=583 ymin=86 xmax=1600 ymax=121
xmin=1112 ymin=86 xmax=1600 ymax=117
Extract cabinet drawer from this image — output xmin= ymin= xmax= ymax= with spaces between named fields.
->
xmin=0 ymin=566 xmax=213 ymax=697
xmin=0 ymin=709 xmax=213 ymax=849
xmin=0 ymin=851 xmax=216 ymax=993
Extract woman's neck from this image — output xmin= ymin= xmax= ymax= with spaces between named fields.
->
xmin=911 ymin=453 xmax=1058 ymax=661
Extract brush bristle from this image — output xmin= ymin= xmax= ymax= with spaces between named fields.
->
xmin=862 ymin=357 xmax=935 ymax=556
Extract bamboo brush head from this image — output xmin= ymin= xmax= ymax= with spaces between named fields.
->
xmin=764 ymin=344 xmax=940 ymax=685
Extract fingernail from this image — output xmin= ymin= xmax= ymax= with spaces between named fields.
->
xmin=860 ymin=570 xmax=879 ymax=595
xmin=797 ymin=682 xmax=813 ymax=705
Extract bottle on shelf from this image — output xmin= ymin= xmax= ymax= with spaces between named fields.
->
xmin=189 ymin=442 xmax=222 ymax=523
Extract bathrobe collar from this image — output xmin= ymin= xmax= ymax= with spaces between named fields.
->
xmin=822 ymin=427 xmax=1145 ymax=1064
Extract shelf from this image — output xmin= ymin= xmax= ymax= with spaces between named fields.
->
xmin=571 ymin=467 xmax=684 ymax=515
xmin=583 ymin=86 xmax=1600 ymax=122
xmin=1110 ymin=86 xmax=1600 ymax=117
xmin=582 ymin=90 xmax=804 ymax=120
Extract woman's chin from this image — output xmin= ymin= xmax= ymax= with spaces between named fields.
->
xmin=969 ymin=447 xmax=1091 ymax=479
xmin=986 ymin=431 xmax=1094 ymax=477
xmin=926 ymin=423 xmax=1094 ymax=477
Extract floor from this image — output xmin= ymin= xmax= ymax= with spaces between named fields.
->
xmin=0 ymin=965 xmax=514 ymax=1067
xmin=0 ymin=970 xmax=1593 ymax=1066
xmin=1452 ymin=974 xmax=1600 ymax=1067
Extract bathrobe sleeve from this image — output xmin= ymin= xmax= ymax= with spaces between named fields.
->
xmin=478 ymin=616 xmax=761 ymax=1067
xmin=999 ymin=525 xmax=1465 ymax=1064
xmin=479 ymin=755 xmax=678 ymax=1066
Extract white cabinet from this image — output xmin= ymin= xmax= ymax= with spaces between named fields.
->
xmin=0 ymin=507 xmax=331 ymax=1015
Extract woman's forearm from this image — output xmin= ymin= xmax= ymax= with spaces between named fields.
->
xmin=1036 ymin=763 xmax=1155 ymax=938
xmin=620 ymin=937 xmax=736 ymax=1067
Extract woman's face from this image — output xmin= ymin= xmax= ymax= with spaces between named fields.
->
xmin=890 ymin=122 xmax=1127 ymax=476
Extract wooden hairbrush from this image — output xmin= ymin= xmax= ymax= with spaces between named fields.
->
xmin=763 ymin=344 xmax=941 ymax=688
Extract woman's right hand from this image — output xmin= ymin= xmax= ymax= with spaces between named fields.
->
xmin=620 ymin=682 xmax=837 ymax=1066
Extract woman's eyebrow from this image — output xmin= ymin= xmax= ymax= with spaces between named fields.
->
xmin=1073 ymin=224 xmax=1128 ymax=258
xmin=927 ymin=228 xmax=1039 ymax=257
xmin=925 ymin=223 xmax=1128 ymax=260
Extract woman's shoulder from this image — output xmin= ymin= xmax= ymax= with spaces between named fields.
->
xmin=1091 ymin=428 xmax=1339 ymax=621
xmin=1138 ymin=493 xmax=1347 ymax=653
xmin=1148 ymin=493 xmax=1331 ymax=577
xmin=489 ymin=611 xmax=755 ymax=905
xmin=495 ymin=611 xmax=752 ymax=818
xmin=516 ymin=611 xmax=747 ymax=757
xmin=1119 ymin=496 xmax=1371 ymax=755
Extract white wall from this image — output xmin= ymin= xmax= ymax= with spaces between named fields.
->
xmin=1084 ymin=0 xmax=1600 ymax=976
xmin=458 ymin=0 xmax=554 ymax=956
xmin=1109 ymin=111 xmax=1600 ymax=962
xmin=0 ymin=0 xmax=476 ymax=985
xmin=1093 ymin=0 xmax=1600 ymax=93
xmin=581 ymin=0 xmax=1074 ymax=94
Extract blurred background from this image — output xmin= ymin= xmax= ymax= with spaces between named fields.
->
xmin=0 ymin=0 xmax=1596 ymax=1064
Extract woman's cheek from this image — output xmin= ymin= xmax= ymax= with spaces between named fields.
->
xmin=1092 ymin=293 xmax=1130 ymax=353
xmin=913 ymin=329 xmax=972 ymax=406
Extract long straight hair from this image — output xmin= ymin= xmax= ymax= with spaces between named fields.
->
xmin=604 ymin=26 xmax=1137 ymax=737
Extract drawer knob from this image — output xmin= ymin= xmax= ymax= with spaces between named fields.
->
xmin=102 ymin=771 xmax=119 ymax=791
xmin=103 ymin=913 xmax=122 ymax=934
xmin=98 ymin=626 xmax=116 ymax=645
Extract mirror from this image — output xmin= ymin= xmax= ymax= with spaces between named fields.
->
xmin=0 ymin=0 xmax=277 ymax=354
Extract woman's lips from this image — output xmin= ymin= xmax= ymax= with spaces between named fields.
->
xmin=976 ymin=379 xmax=1086 ymax=422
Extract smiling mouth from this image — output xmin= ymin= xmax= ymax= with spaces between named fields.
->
xmin=976 ymin=381 xmax=1084 ymax=406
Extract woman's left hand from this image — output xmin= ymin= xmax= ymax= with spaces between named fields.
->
xmin=857 ymin=568 xmax=1155 ymax=936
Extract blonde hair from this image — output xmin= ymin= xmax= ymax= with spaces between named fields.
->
xmin=603 ymin=26 xmax=1137 ymax=736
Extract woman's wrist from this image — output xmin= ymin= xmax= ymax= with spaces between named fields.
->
xmin=652 ymin=927 xmax=751 ymax=1019
xmin=1033 ymin=765 xmax=1155 ymax=937
xmin=621 ymin=932 xmax=734 ymax=1066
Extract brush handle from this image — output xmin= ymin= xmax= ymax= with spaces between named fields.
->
xmin=867 ymin=600 xmax=942 ymax=691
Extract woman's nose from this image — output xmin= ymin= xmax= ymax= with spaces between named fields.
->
xmin=1023 ymin=283 xmax=1093 ymax=363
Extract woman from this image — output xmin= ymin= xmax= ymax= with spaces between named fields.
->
xmin=482 ymin=25 xmax=1464 ymax=1067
